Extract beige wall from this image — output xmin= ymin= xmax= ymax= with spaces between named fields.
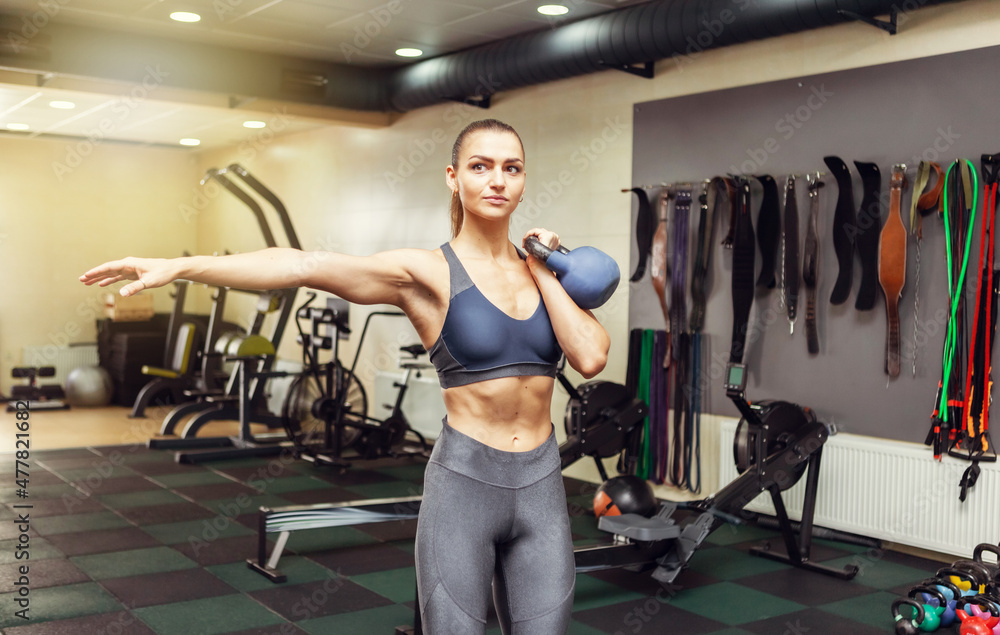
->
xmin=5 ymin=0 xmax=998 ymax=487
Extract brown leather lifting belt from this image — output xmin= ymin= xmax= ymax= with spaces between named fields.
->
xmin=878 ymin=164 xmax=909 ymax=378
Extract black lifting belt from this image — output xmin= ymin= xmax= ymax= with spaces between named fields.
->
xmin=730 ymin=179 xmax=756 ymax=364
xmin=690 ymin=179 xmax=724 ymax=332
xmin=854 ymin=161 xmax=884 ymax=311
xmin=630 ymin=187 xmax=656 ymax=282
xmin=824 ymin=156 xmax=858 ymax=306
xmin=803 ymin=175 xmax=825 ymax=355
xmin=754 ymin=175 xmax=781 ymax=290
xmin=783 ymin=174 xmax=800 ymax=330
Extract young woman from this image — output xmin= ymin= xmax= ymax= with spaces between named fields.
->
xmin=81 ymin=118 xmax=610 ymax=633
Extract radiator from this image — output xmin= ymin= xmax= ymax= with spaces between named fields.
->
xmin=717 ymin=418 xmax=1000 ymax=558
xmin=21 ymin=344 xmax=100 ymax=387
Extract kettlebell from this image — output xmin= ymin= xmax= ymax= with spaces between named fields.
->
xmin=939 ymin=566 xmax=983 ymax=597
xmin=893 ymin=597 xmax=926 ymax=635
xmin=523 ymin=236 xmax=620 ymax=309
xmin=920 ymin=577 xmax=963 ymax=627
xmin=908 ymin=585 xmax=947 ymax=632
xmin=957 ymin=596 xmax=1000 ymax=635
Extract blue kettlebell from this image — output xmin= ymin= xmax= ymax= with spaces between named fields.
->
xmin=922 ymin=577 xmax=963 ymax=627
xmin=523 ymin=237 xmax=620 ymax=309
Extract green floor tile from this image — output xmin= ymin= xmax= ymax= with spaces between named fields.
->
xmin=572 ymin=573 xmax=647 ymax=611
xmin=151 ymin=472 xmax=236 ymax=487
xmin=705 ymin=523 xmax=780 ymax=546
xmin=298 ymin=603 xmax=415 ymax=634
xmin=56 ymin=464 xmax=138 ymax=481
xmin=258 ymin=475 xmax=335 ymax=494
xmin=375 ymin=464 xmax=427 ymax=482
xmin=686 ymin=546 xmax=789 ymax=580
xmin=71 ymin=545 xmax=198 ymax=580
xmin=285 ymin=526 xmax=378 ymax=554
xmin=344 ymin=480 xmax=422 ymax=499
xmin=667 ymin=581 xmax=805 ymax=626
xmin=141 ymin=516 xmax=256 ymax=545
xmin=350 ymin=566 xmax=416 ymax=603
xmin=819 ymin=590 xmax=902 ymax=629
xmin=568 ymin=621 xmax=611 ymax=635
xmin=0 ymin=582 xmax=122 ymax=628
xmin=569 ymin=516 xmax=608 ymax=540
xmin=822 ymin=555 xmax=931 ymax=590
xmin=208 ymin=556 xmax=335 ymax=592
xmin=704 ymin=629 xmax=755 ymax=635
xmin=99 ymin=489 xmax=184 ymax=508
xmin=32 ymin=511 xmax=130 ymax=536
xmin=134 ymin=593 xmax=286 ymax=635
xmin=0 ymin=537 xmax=63 ymax=565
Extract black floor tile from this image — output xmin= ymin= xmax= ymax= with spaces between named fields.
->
xmin=311 ymin=469 xmax=396 ymax=486
xmin=249 ymin=577 xmax=394 ymax=620
xmin=0 ymin=558 xmax=89 ymax=592
xmin=214 ymin=464 xmax=300 ymax=483
xmin=223 ymin=626 xmax=310 ymax=635
xmin=307 ymin=542 xmax=415 ymax=576
xmin=17 ymin=497 xmax=107 ymax=517
xmin=740 ymin=607 xmax=891 ymax=634
xmin=117 ymin=501 xmax=218 ymax=525
xmin=737 ymin=566 xmax=878 ymax=605
xmin=1 ymin=611 xmax=157 ymax=635
xmin=277 ymin=486 xmax=360 ymax=506
xmin=45 ymin=527 xmax=162 ymax=557
xmin=355 ymin=518 xmax=419 ymax=543
xmin=99 ymin=567 xmax=238 ymax=608
xmin=172 ymin=482 xmax=261 ymax=500
xmin=126 ymin=460 xmax=207 ymax=476
xmin=574 ymin=595 xmax=729 ymax=634
xmin=173 ymin=535 xmax=262 ymax=566
xmin=69 ymin=476 xmax=161 ymax=495
xmin=587 ymin=566 xmax=720 ymax=596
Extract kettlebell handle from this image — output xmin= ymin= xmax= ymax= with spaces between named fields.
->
xmin=892 ymin=597 xmax=925 ymax=635
xmin=523 ymin=236 xmax=570 ymax=260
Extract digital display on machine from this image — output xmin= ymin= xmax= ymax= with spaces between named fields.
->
xmin=724 ymin=363 xmax=747 ymax=393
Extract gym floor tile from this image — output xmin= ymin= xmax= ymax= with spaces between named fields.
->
xmin=702 ymin=629 xmax=755 ymax=635
xmin=223 ymin=626 xmax=310 ymax=635
xmin=307 ymin=541 xmax=414 ymax=576
xmin=98 ymin=488 xmax=186 ymax=508
xmin=0 ymin=537 xmax=62 ymax=565
xmin=284 ymin=525 xmax=378 ymax=555
xmin=820 ymin=554 xmax=932 ymax=590
xmin=1 ymin=484 xmax=79 ymax=503
xmin=125 ymin=459 xmax=208 ymax=476
xmin=0 ymin=581 xmax=123 ymax=629
xmin=71 ymin=545 xmax=199 ymax=580
xmin=5 ymin=471 xmax=66 ymax=486
xmin=142 ymin=516 xmax=256 ymax=545
xmin=737 ymin=566 xmax=878 ymax=606
xmin=732 ymin=537 xmax=855 ymax=565
xmin=31 ymin=510 xmax=130 ymax=536
xmin=172 ymin=535 xmax=264 ymax=567
xmin=295 ymin=603 xmax=415 ymax=634
xmin=313 ymin=468 xmax=397 ymax=487
xmin=666 ymin=581 xmax=806 ymax=626
xmin=0 ymin=521 xmax=36 ymax=541
xmin=54 ymin=463 xmax=138 ymax=481
xmin=256 ymin=475 xmax=335 ymax=494
xmin=816 ymin=590 xmax=903 ymax=630
xmin=570 ymin=515 xmax=611 ymax=540
xmin=740 ymin=607 xmax=892 ymax=634
xmin=572 ymin=573 xmax=648 ymax=611
xmin=117 ymin=501 xmax=220 ymax=525
xmin=277 ymin=485 xmax=360 ymax=506
xmin=374 ymin=463 xmax=428 ymax=482
xmin=98 ymin=567 xmax=239 ymax=608
xmin=249 ymin=576 xmax=392 ymax=620
xmin=342 ymin=479 xmax=423 ymax=499
xmin=71 ymin=475 xmax=163 ymax=495
xmin=349 ymin=566 xmax=416 ymax=603
xmin=200 ymin=494 xmax=293 ymax=517
xmin=573 ymin=594 xmax=728 ymax=634
xmin=212 ymin=464 xmax=298 ymax=483
xmin=133 ymin=593 xmax=288 ymax=635
xmin=151 ymin=471 xmax=244 ymax=488
xmin=567 ymin=621 xmax=611 ymax=635
xmin=18 ymin=496 xmax=106 ymax=517
xmin=354 ymin=517 xmax=419 ymax=543
xmin=1 ymin=610 xmax=158 ymax=635
xmin=686 ymin=546 xmax=790 ymax=580
xmin=208 ymin=556 xmax=336 ymax=593
xmin=44 ymin=526 xmax=161 ymax=556
xmin=705 ymin=523 xmax=782 ymax=546
xmin=0 ymin=558 xmax=89 ymax=592
xmin=586 ymin=566 xmax=719 ymax=596
xmin=173 ymin=482 xmax=263 ymax=500
xmin=33 ymin=455 xmax=107 ymax=470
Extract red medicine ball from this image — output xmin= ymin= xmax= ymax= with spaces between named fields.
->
xmin=593 ymin=475 xmax=657 ymax=518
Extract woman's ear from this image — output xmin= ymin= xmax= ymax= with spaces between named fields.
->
xmin=445 ymin=164 xmax=457 ymax=191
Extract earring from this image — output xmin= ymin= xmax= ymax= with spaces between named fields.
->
xmin=519 ymin=196 xmax=524 ymax=202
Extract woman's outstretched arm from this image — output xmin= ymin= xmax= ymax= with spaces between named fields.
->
xmin=80 ymin=247 xmax=437 ymax=308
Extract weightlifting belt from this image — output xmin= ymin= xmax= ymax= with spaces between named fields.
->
xmin=854 ymin=161 xmax=883 ymax=311
xmin=730 ymin=178 xmax=756 ymax=363
xmin=650 ymin=189 xmax=672 ymax=331
xmin=909 ymin=161 xmax=944 ymax=376
xmin=755 ymin=175 xmax=780 ymax=290
xmin=782 ymin=174 xmax=800 ymax=332
xmin=824 ymin=156 xmax=858 ymax=306
xmin=803 ymin=174 xmax=825 ymax=355
xmin=630 ymin=187 xmax=656 ymax=282
xmin=878 ymin=164 xmax=908 ymax=377
xmin=690 ymin=179 xmax=725 ymax=332
xmin=671 ymin=186 xmax=692 ymax=345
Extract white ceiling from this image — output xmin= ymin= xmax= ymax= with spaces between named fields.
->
xmin=0 ymin=0 xmax=640 ymax=149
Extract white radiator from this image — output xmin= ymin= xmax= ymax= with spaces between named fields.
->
xmin=717 ymin=418 xmax=1000 ymax=558
xmin=21 ymin=344 xmax=99 ymax=387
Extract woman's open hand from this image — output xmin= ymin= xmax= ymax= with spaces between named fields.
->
xmin=79 ymin=257 xmax=177 ymax=297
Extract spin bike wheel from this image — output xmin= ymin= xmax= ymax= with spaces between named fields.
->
xmin=732 ymin=400 xmax=813 ymax=491
xmin=282 ymin=364 xmax=368 ymax=453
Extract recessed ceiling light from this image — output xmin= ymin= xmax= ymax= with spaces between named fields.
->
xmin=49 ymin=100 xmax=75 ymax=109
xmin=538 ymin=5 xmax=569 ymax=16
xmin=395 ymin=48 xmax=423 ymax=58
xmin=243 ymin=120 xmax=266 ymax=129
xmin=5 ymin=123 xmax=29 ymax=131
xmin=179 ymin=138 xmax=201 ymax=146
xmin=170 ymin=11 xmax=201 ymax=23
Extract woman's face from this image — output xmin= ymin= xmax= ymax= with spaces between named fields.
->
xmin=447 ymin=130 xmax=525 ymax=225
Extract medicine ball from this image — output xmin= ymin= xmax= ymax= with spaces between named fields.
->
xmin=593 ymin=475 xmax=657 ymax=518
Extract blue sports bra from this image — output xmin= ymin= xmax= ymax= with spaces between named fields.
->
xmin=428 ymin=243 xmax=562 ymax=388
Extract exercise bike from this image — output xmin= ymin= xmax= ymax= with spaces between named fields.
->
xmin=281 ymin=292 xmax=431 ymax=468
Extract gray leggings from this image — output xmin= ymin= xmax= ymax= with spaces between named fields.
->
xmin=415 ymin=420 xmax=575 ymax=634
